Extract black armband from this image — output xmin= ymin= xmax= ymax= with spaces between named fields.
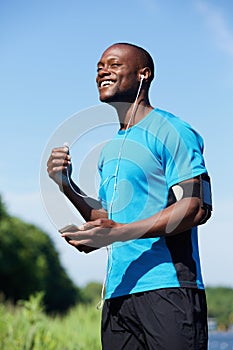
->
xmin=167 ymin=173 xmax=213 ymax=224
xmin=199 ymin=173 xmax=212 ymax=224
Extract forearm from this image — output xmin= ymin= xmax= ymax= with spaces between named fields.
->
xmin=120 ymin=197 xmax=206 ymax=241
xmin=60 ymin=176 xmax=212 ymax=249
xmin=47 ymin=145 xmax=108 ymax=223
xmin=61 ymin=178 xmax=107 ymax=222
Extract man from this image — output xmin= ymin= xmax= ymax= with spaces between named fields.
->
xmin=47 ymin=43 xmax=212 ymax=349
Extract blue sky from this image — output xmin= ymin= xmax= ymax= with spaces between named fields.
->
xmin=1 ymin=0 xmax=233 ymax=287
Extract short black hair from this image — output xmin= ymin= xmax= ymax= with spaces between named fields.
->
xmin=112 ymin=42 xmax=155 ymax=83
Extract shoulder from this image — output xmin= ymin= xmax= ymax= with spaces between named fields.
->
xmin=151 ymin=108 xmax=204 ymax=149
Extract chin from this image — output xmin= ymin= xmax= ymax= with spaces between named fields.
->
xmin=99 ymin=93 xmax=115 ymax=103
xmin=99 ymin=94 xmax=131 ymax=104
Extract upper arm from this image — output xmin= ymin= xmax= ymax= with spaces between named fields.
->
xmin=155 ymin=114 xmax=212 ymax=225
xmin=168 ymin=175 xmax=212 ymax=226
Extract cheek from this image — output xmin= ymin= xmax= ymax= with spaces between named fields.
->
xmin=120 ymin=73 xmax=138 ymax=89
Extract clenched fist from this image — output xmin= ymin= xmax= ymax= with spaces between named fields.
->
xmin=47 ymin=145 xmax=72 ymax=189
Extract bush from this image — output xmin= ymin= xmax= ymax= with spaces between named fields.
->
xmin=0 ymin=293 xmax=101 ymax=350
xmin=0 ymin=196 xmax=81 ymax=313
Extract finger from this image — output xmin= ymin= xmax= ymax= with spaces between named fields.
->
xmin=51 ymin=158 xmax=71 ymax=167
xmin=64 ymin=234 xmax=105 ymax=249
xmin=51 ymin=146 xmax=69 ymax=153
xmin=78 ymin=222 xmax=96 ymax=231
xmin=67 ymin=240 xmax=90 ymax=250
xmin=51 ymin=151 xmax=71 ymax=162
xmin=78 ymin=218 xmax=111 ymax=230
xmin=48 ymin=147 xmax=70 ymax=163
xmin=64 ymin=238 xmax=88 ymax=248
xmin=65 ymin=239 xmax=84 ymax=250
xmin=81 ymin=218 xmax=115 ymax=228
xmin=47 ymin=165 xmax=69 ymax=178
xmin=47 ymin=154 xmax=70 ymax=171
xmin=61 ymin=229 xmax=96 ymax=243
xmin=61 ymin=231 xmax=86 ymax=240
xmin=47 ymin=157 xmax=70 ymax=174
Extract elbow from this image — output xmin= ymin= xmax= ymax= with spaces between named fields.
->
xmin=197 ymin=206 xmax=212 ymax=225
xmin=194 ymin=201 xmax=212 ymax=226
xmin=184 ymin=197 xmax=212 ymax=227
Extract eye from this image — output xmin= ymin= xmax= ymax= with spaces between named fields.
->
xmin=111 ymin=63 xmax=121 ymax=68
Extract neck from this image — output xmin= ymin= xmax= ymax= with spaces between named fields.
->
xmin=110 ymin=97 xmax=153 ymax=130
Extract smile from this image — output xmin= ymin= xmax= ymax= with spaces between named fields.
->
xmin=100 ymin=80 xmax=115 ymax=88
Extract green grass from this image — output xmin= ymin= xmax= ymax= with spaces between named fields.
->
xmin=0 ymin=293 xmax=102 ymax=350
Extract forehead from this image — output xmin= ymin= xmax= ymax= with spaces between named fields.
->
xmin=98 ymin=45 xmax=139 ymax=64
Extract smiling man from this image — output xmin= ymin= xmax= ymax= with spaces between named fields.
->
xmin=47 ymin=43 xmax=212 ymax=349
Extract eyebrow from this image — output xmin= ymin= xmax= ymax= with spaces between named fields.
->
xmin=97 ymin=56 xmax=122 ymax=66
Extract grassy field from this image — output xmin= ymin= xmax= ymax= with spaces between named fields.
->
xmin=0 ymin=293 xmax=102 ymax=350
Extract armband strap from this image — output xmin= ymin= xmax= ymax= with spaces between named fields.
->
xmin=167 ymin=173 xmax=213 ymax=219
xmin=199 ymin=173 xmax=213 ymax=224
xmin=167 ymin=181 xmax=200 ymax=206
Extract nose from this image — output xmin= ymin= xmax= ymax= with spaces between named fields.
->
xmin=97 ymin=65 xmax=111 ymax=78
xmin=96 ymin=66 xmax=111 ymax=86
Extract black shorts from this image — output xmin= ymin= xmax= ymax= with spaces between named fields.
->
xmin=101 ymin=288 xmax=208 ymax=350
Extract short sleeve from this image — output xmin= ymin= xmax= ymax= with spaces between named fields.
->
xmin=156 ymin=117 xmax=207 ymax=188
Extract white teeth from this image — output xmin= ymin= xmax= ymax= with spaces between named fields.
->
xmin=100 ymin=80 xmax=114 ymax=87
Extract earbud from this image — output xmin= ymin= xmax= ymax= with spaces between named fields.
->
xmin=140 ymin=74 xmax=145 ymax=81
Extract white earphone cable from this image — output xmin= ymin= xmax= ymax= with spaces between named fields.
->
xmin=63 ymin=76 xmax=145 ymax=309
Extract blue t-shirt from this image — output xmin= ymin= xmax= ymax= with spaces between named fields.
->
xmin=98 ymin=108 xmax=207 ymax=299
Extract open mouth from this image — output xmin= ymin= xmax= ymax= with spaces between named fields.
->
xmin=99 ymin=80 xmax=115 ymax=88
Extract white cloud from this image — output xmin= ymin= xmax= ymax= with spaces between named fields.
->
xmin=196 ymin=0 xmax=233 ymax=58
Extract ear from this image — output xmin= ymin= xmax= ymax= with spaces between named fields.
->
xmin=138 ymin=67 xmax=152 ymax=83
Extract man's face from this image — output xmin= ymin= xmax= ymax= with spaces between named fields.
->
xmin=96 ymin=45 xmax=140 ymax=103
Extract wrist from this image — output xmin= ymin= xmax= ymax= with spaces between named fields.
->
xmin=59 ymin=174 xmax=74 ymax=193
xmin=120 ymin=220 xmax=157 ymax=241
xmin=59 ymin=181 xmax=70 ymax=193
xmin=116 ymin=222 xmax=140 ymax=242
